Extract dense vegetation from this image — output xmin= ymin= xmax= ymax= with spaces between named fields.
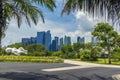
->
xmin=0 ymin=56 xmax=63 ymax=63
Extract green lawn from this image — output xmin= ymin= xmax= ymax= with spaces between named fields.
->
xmin=91 ymin=58 xmax=120 ymax=65
xmin=0 ymin=56 xmax=63 ymax=63
xmin=73 ymin=58 xmax=120 ymax=65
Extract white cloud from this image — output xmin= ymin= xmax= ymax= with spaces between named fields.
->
xmin=72 ymin=11 xmax=96 ymax=43
xmin=2 ymin=10 xmax=97 ymax=47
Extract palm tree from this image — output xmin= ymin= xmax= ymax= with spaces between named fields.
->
xmin=0 ymin=0 xmax=56 ymax=48
xmin=62 ymin=0 xmax=120 ymax=25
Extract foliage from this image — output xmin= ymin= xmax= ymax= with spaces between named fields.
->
xmin=84 ymin=42 xmax=92 ymax=49
xmin=8 ymin=43 xmax=26 ymax=49
xmin=62 ymin=0 xmax=120 ymax=26
xmin=73 ymin=43 xmax=85 ymax=52
xmin=112 ymin=48 xmax=120 ymax=61
xmin=0 ymin=56 xmax=63 ymax=63
xmin=0 ymin=0 xmax=56 ymax=47
xmin=92 ymin=23 xmax=118 ymax=64
xmin=116 ymin=35 xmax=120 ymax=47
xmin=80 ymin=49 xmax=91 ymax=61
xmin=52 ymin=51 xmax=62 ymax=57
xmin=61 ymin=45 xmax=74 ymax=58
xmin=90 ymin=46 xmax=101 ymax=61
xmin=27 ymin=44 xmax=45 ymax=52
xmin=0 ymin=49 xmax=13 ymax=55
xmin=3 ymin=0 xmax=56 ymax=27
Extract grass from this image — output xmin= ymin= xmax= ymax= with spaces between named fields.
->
xmin=73 ymin=58 xmax=120 ymax=65
xmin=90 ymin=58 xmax=120 ymax=65
xmin=0 ymin=56 xmax=63 ymax=63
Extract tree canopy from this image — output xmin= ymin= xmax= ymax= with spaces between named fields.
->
xmin=92 ymin=22 xmax=118 ymax=64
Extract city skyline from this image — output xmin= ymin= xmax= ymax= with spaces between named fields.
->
xmin=22 ymin=30 xmax=86 ymax=51
xmin=2 ymin=0 xmax=120 ymax=47
xmin=1 ymin=1 xmax=95 ymax=47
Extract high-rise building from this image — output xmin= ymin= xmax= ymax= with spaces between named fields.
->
xmin=77 ymin=36 xmax=85 ymax=43
xmin=37 ymin=32 xmax=45 ymax=44
xmin=67 ymin=36 xmax=71 ymax=45
xmin=92 ymin=37 xmax=98 ymax=46
xmin=60 ymin=37 xmax=63 ymax=47
xmin=22 ymin=38 xmax=31 ymax=45
xmin=51 ymin=40 xmax=56 ymax=51
xmin=45 ymin=30 xmax=51 ymax=50
xmin=30 ymin=37 xmax=37 ymax=44
xmin=51 ymin=37 xmax=59 ymax=51
xmin=22 ymin=37 xmax=37 ymax=45
xmin=55 ymin=37 xmax=59 ymax=51
xmin=64 ymin=35 xmax=71 ymax=45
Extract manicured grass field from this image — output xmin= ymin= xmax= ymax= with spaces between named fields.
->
xmin=89 ymin=58 xmax=120 ymax=65
xmin=73 ymin=58 xmax=120 ymax=65
xmin=0 ymin=56 xmax=63 ymax=63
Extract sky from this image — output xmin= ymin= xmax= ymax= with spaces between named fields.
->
xmin=2 ymin=0 xmax=119 ymax=47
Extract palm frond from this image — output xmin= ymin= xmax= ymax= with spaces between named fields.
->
xmin=31 ymin=0 xmax=56 ymax=11
xmin=62 ymin=0 xmax=120 ymax=26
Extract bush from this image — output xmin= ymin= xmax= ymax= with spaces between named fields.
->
xmin=52 ymin=51 xmax=61 ymax=57
xmin=112 ymin=48 xmax=120 ymax=61
xmin=90 ymin=47 xmax=101 ymax=61
xmin=27 ymin=44 xmax=45 ymax=53
xmin=0 ymin=56 xmax=63 ymax=63
xmin=0 ymin=49 xmax=14 ymax=55
xmin=67 ymin=52 xmax=76 ymax=59
xmin=80 ymin=49 xmax=91 ymax=61
xmin=8 ymin=43 xmax=26 ymax=49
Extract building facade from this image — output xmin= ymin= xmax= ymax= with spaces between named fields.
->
xmin=45 ymin=30 xmax=51 ymax=50
xmin=36 ymin=32 xmax=45 ymax=45
xmin=60 ymin=37 xmax=63 ymax=47
xmin=92 ymin=36 xmax=98 ymax=46
xmin=64 ymin=36 xmax=71 ymax=45
xmin=77 ymin=36 xmax=85 ymax=43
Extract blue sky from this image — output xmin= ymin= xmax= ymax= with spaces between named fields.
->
xmin=2 ymin=0 xmax=119 ymax=47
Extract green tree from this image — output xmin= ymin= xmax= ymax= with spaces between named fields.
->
xmin=8 ymin=43 xmax=25 ymax=49
xmin=92 ymin=23 xmax=118 ymax=64
xmin=84 ymin=42 xmax=92 ymax=49
xmin=0 ymin=0 xmax=56 ymax=48
xmin=116 ymin=35 xmax=120 ymax=47
xmin=80 ymin=49 xmax=91 ymax=61
xmin=73 ymin=43 xmax=85 ymax=58
xmin=113 ymin=48 xmax=120 ymax=60
xmin=90 ymin=46 xmax=101 ymax=61
xmin=27 ymin=44 xmax=45 ymax=53
xmin=61 ymin=45 xmax=74 ymax=58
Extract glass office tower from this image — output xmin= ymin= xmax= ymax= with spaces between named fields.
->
xmin=45 ymin=30 xmax=51 ymax=50
xmin=37 ymin=32 xmax=45 ymax=45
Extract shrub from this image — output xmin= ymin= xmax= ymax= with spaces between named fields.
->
xmin=112 ymin=48 xmax=120 ymax=61
xmin=90 ymin=47 xmax=101 ymax=61
xmin=27 ymin=44 xmax=45 ymax=53
xmin=52 ymin=51 xmax=61 ymax=57
xmin=80 ymin=49 xmax=91 ymax=61
xmin=0 ymin=56 xmax=63 ymax=63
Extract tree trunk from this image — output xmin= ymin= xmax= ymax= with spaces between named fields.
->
xmin=0 ymin=0 xmax=3 ymax=49
xmin=107 ymin=45 xmax=111 ymax=64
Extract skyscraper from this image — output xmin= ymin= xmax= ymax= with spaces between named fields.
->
xmin=55 ymin=37 xmax=59 ymax=51
xmin=45 ymin=30 xmax=51 ymax=50
xmin=77 ymin=36 xmax=85 ymax=43
xmin=64 ymin=35 xmax=71 ymax=45
xmin=92 ymin=36 xmax=98 ymax=46
xmin=51 ymin=40 xmax=56 ymax=51
xmin=30 ymin=37 xmax=37 ymax=44
xmin=51 ymin=37 xmax=59 ymax=51
xmin=60 ymin=37 xmax=63 ymax=47
xmin=37 ymin=32 xmax=45 ymax=44
xmin=22 ymin=38 xmax=31 ymax=45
